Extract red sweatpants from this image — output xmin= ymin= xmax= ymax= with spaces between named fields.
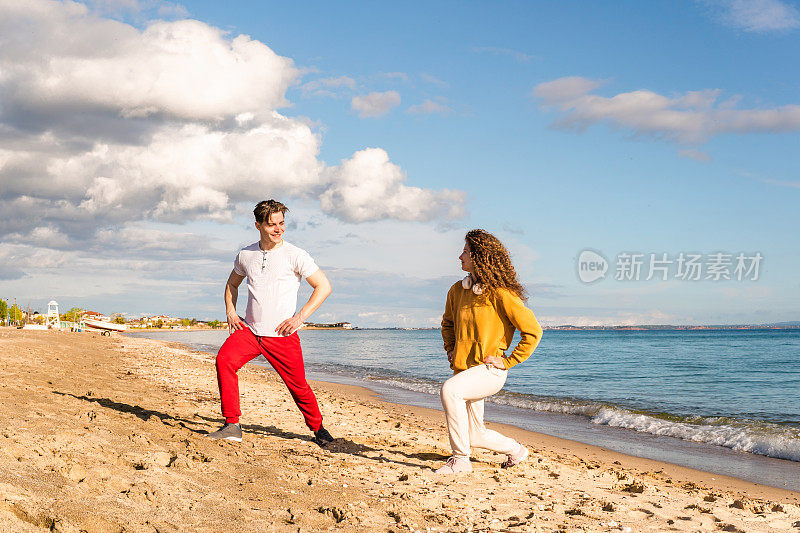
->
xmin=215 ymin=327 xmax=323 ymax=431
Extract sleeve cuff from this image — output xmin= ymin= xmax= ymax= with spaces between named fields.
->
xmin=302 ymin=265 xmax=320 ymax=279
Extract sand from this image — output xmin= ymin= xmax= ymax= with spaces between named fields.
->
xmin=1 ymin=328 xmax=798 ymax=532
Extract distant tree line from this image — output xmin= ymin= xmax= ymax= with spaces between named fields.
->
xmin=0 ymin=301 xmax=226 ymax=329
xmin=1 ymin=299 xmax=27 ymax=324
xmin=62 ymin=307 xmax=84 ymax=322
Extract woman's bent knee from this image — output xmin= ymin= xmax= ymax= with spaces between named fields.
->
xmin=440 ymin=379 xmax=462 ymax=403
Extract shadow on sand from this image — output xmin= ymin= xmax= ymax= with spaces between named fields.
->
xmin=56 ymin=391 xmax=446 ymax=469
xmin=53 ymin=391 xmax=204 ymax=429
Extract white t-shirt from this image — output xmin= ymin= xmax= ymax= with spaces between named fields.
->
xmin=233 ymin=241 xmax=319 ymax=337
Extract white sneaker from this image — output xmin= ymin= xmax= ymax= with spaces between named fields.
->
xmin=501 ymin=444 xmax=529 ymax=468
xmin=434 ymin=456 xmax=472 ymax=474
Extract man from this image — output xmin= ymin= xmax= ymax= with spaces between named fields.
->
xmin=207 ymin=199 xmax=335 ymax=446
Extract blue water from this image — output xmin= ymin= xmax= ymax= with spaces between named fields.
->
xmin=127 ymin=328 xmax=800 ymax=490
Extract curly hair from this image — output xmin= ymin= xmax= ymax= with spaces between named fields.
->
xmin=465 ymin=229 xmax=526 ymax=299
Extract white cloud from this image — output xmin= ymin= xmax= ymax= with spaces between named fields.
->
xmin=419 ymin=73 xmax=449 ymax=88
xmin=0 ymin=256 xmax=25 ymax=280
xmin=85 ymin=0 xmax=188 ymax=19
xmin=407 ymin=99 xmax=452 ymax=115
xmin=539 ymin=310 xmax=679 ymax=327
xmin=735 ymin=169 xmax=800 ymax=188
xmin=93 ymin=224 xmax=230 ymax=260
xmin=678 ymin=148 xmax=712 ymax=162
xmin=0 ymin=115 xmax=324 ymax=234
xmin=0 ymin=7 xmax=297 ymax=120
xmin=26 ymin=226 xmax=72 ymax=249
xmin=533 ymin=76 xmax=800 ymax=144
xmin=472 ymin=46 xmax=535 ymax=63
xmin=708 ymin=0 xmax=800 ymax=32
xmin=319 ymin=148 xmax=466 ymax=222
xmin=534 ymin=76 xmax=607 ymax=103
xmin=87 ymin=0 xmax=141 ymax=13
xmin=0 ymin=1 xmax=465 ymax=243
xmin=375 ymin=72 xmax=409 ymax=82
xmin=0 ymin=243 xmax=71 ymax=273
xmin=350 ymin=90 xmax=401 ymax=118
xmin=300 ymin=75 xmax=357 ymax=98
xmin=763 ymin=178 xmax=800 ymax=188
xmin=156 ymin=1 xmax=188 ymax=17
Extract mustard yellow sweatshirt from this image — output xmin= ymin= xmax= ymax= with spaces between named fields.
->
xmin=441 ymin=280 xmax=543 ymax=372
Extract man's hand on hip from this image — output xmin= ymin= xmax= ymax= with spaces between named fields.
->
xmin=276 ymin=314 xmax=304 ymax=336
xmin=227 ymin=311 xmax=246 ymax=334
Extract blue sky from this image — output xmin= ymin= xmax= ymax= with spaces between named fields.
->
xmin=1 ymin=0 xmax=798 ymax=326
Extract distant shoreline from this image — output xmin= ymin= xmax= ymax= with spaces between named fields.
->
xmin=118 ymin=324 xmax=800 ymax=333
xmin=124 ymin=326 xmax=221 ymax=332
xmin=7 ymin=323 xmax=799 ymax=333
xmin=301 ymin=326 xmax=353 ymax=330
xmin=345 ymin=325 xmax=800 ymax=331
xmin=124 ymin=323 xmax=357 ymax=332
xmin=544 ymin=324 xmax=800 ymax=331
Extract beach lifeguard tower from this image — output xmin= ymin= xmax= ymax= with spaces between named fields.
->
xmin=46 ymin=300 xmax=61 ymax=329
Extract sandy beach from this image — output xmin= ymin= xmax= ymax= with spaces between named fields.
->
xmin=1 ymin=329 xmax=799 ymax=532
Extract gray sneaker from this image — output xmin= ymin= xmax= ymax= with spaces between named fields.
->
xmin=206 ymin=423 xmax=242 ymax=442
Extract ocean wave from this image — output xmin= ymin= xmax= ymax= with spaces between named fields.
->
xmin=363 ymin=372 xmax=800 ymax=463
xmin=591 ymin=407 xmax=800 ymax=462
xmin=489 ymin=392 xmax=605 ymax=417
xmin=368 ymin=377 xmax=441 ymax=396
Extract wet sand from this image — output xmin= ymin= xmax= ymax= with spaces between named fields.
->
xmin=1 ymin=328 xmax=798 ymax=532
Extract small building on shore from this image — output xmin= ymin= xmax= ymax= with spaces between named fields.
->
xmin=83 ymin=311 xmax=110 ymax=322
xmin=303 ymin=321 xmax=354 ymax=329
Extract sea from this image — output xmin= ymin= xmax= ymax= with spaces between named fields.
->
xmin=125 ymin=328 xmax=800 ymax=491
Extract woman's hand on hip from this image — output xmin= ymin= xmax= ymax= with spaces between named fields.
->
xmin=484 ymin=355 xmax=506 ymax=369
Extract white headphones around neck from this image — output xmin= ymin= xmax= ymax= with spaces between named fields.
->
xmin=462 ymin=275 xmax=484 ymax=295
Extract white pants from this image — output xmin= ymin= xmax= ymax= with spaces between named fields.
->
xmin=440 ymin=364 xmax=520 ymax=459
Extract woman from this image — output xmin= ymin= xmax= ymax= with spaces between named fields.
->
xmin=436 ymin=229 xmax=543 ymax=474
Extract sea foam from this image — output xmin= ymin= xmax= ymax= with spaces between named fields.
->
xmin=368 ymin=373 xmax=800 ymax=462
xmin=591 ymin=407 xmax=800 ymax=462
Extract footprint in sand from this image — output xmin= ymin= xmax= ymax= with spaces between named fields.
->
xmin=627 ymin=509 xmax=653 ymax=520
xmin=64 ymin=464 xmax=88 ymax=483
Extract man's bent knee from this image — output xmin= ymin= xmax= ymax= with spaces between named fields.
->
xmin=215 ymin=348 xmax=241 ymax=372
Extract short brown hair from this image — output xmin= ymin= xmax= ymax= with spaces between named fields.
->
xmin=253 ymin=199 xmax=289 ymax=224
